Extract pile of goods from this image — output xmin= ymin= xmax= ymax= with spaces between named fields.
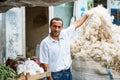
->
xmin=71 ymin=5 xmax=120 ymax=79
xmin=6 ymin=56 xmax=44 ymax=76
xmin=0 ymin=64 xmax=18 ymax=80
xmin=17 ymin=58 xmax=44 ymax=75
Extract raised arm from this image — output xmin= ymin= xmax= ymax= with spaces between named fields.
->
xmin=75 ymin=15 xmax=88 ymax=29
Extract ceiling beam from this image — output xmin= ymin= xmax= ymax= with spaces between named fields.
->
xmin=0 ymin=0 xmax=76 ymax=7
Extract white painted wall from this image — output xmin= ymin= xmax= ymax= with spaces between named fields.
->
xmin=0 ymin=14 xmax=2 ymax=64
xmin=5 ymin=7 xmax=25 ymax=60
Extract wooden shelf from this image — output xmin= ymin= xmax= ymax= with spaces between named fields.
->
xmin=14 ymin=71 xmax=51 ymax=80
xmin=26 ymin=71 xmax=51 ymax=80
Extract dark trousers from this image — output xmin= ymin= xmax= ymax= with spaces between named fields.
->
xmin=51 ymin=68 xmax=72 ymax=80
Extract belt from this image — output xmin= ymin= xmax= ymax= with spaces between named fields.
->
xmin=59 ymin=68 xmax=70 ymax=73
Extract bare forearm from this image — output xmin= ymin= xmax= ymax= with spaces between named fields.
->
xmin=41 ymin=63 xmax=49 ymax=71
xmin=41 ymin=63 xmax=53 ymax=80
xmin=47 ymin=76 xmax=53 ymax=80
xmin=75 ymin=15 xmax=88 ymax=29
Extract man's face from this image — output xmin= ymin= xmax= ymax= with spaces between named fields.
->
xmin=50 ymin=20 xmax=63 ymax=37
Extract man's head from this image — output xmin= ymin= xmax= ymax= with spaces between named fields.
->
xmin=50 ymin=17 xmax=63 ymax=38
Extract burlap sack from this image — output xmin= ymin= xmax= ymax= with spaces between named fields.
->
xmin=72 ymin=57 xmax=110 ymax=80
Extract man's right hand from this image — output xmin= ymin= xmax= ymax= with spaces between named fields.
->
xmin=41 ymin=63 xmax=53 ymax=80
xmin=47 ymin=76 xmax=53 ymax=80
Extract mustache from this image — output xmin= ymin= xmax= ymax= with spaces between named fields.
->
xmin=54 ymin=30 xmax=58 ymax=33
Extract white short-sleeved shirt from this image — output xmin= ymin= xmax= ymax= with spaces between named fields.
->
xmin=39 ymin=25 xmax=76 ymax=72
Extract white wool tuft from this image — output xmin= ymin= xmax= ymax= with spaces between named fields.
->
xmin=71 ymin=5 xmax=120 ymax=77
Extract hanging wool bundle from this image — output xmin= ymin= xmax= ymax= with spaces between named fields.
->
xmin=71 ymin=5 xmax=120 ymax=77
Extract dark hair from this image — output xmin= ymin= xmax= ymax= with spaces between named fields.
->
xmin=50 ymin=17 xmax=63 ymax=26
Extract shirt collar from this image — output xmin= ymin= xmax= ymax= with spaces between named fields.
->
xmin=48 ymin=34 xmax=64 ymax=43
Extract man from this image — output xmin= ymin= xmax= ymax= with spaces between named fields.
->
xmin=39 ymin=15 xmax=88 ymax=80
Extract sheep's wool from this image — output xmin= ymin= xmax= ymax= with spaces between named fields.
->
xmin=71 ymin=5 xmax=120 ymax=78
